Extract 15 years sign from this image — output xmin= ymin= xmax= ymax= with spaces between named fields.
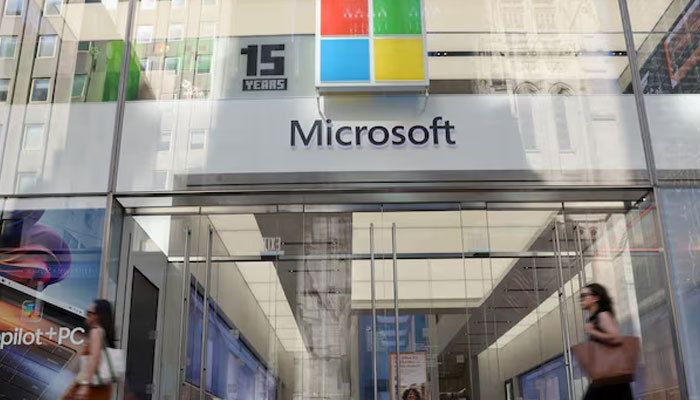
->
xmin=241 ymin=44 xmax=288 ymax=91
xmin=219 ymin=35 xmax=315 ymax=98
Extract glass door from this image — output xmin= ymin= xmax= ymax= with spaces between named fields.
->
xmin=464 ymin=203 xmax=573 ymax=400
xmin=116 ymin=212 xmax=206 ymax=400
xmin=378 ymin=204 xmax=471 ymax=400
xmin=308 ymin=202 xmax=581 ymax=400
xmin=560 ymin=201 xmax=682 ymax=400
xmin=201 ymin=205 xmax=377 ymax=400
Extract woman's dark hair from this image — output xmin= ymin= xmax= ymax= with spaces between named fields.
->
xmin=93 ymin=299 xmax=116 ymax=347
xmin=402 ymin=388 xmax=421 ymax=400
xmin=584 ymin=283 xmax=614 ymax=315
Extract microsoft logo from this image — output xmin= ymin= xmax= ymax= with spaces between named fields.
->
xmin=21 ymin=300 xmax=42 ymax=322
xmin=316 ymin=0 xmax=428 ymax=91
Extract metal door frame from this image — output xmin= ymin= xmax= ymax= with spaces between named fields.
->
xmin=115 ymin=216 xmax=169 ymax=400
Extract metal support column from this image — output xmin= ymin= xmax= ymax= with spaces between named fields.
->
xmin=370 ymin=224 xmax=379 ymax=400
xmin=199 ymin=226 xmax=213 ymax=400
xmin=553 ymin=224 xmax=575 ymax=400
xmin=392 ymin=224 xmax=401 ymax=400
xmin=177 ymin=229 xmax=192 ymax=399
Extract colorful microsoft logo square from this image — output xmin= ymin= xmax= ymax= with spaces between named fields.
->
xmin=317 ymin=0 xmax=428 ymax=89
xmin=21 ymin=301 xmax=42 ymax=322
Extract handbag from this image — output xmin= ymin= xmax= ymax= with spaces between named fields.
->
xmin=95 ymin=345 xmax=125 ymax=385
xmin=79 ymin=330 xmax=125 ymax=386
xmin=61 ymin=383 xmax=112 ymax=400
xmin=571 ymin=336 xmax=640 ymax=386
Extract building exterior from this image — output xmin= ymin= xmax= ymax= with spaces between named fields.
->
xmin=0 ymin=0 xmax=698 ymax=399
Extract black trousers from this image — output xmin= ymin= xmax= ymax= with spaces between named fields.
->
xmin=583 ymin=382 xmax=633 ymax=400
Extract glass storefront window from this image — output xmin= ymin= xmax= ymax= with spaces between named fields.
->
xmin=116 ymin=0 xmax=650 ymax=193
xmin=114 ymin=199 xmax=682 ymax=400
xmin=0 ymin=196 xmax=107 ymax=399
xmin=0 ymin=0 xmax=130 ymax=195
xmin=659 ymin=188 xmax=700 ymax=400
xmin=628 ymin=0 xmax=700 ymax=180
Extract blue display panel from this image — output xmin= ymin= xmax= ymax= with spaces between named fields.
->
xmin=519 ymin=356 xmax=569 ymax=400
xmin=186 ymin=285 xmax=277 ymax=400
xmin=357 ymin=314 xmax=429 ymax=400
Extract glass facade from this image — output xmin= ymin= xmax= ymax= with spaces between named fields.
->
xmin=628 ymin=0 xmax=700 ymax=181
xmin=0 ymin=0 xmax=697 ymax=399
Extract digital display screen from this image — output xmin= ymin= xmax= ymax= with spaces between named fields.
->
xmin=186 ymin=286 xmax=277 ymax=400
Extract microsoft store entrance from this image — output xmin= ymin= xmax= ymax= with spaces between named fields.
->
xmin=115 ymin=195 xmax=678 ymax=400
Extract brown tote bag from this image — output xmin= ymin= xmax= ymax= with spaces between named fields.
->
xmin=61 ymin=383 xmax=112 ymax=400
xmin=571 ymin=336 xmax=641 ymax=386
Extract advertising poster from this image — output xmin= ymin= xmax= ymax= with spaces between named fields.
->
xmin=0 ymin=207 xmax=105 ymax=399
xmin=389 ymin=352 xmax=429 ymax=400
xmin=357 ymin=314 xmax=429 ymax=400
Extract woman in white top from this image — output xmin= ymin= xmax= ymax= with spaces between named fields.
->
xmin=63 ymin=299 xmax=116 ymax=400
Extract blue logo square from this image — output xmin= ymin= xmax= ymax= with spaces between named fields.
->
xmin=320 ymin=39 xmax=370 ymax=82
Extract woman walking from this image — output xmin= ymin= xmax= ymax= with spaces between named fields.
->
xmin=579 ymin=283 xmax=633 ymax=400
xmin=63 ymin=299 xmax=117 ymax=400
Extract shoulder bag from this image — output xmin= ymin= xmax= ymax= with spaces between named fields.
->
xmin=571 ymin=336 xmax=640 ymax=386
xmin=79 ymin=330 xmax=126 ymax=386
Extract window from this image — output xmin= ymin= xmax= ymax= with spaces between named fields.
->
xmin=22 ymin=124 xmax=43 ymax=150
xmin=0 ymin=79 xmax=10 ymax=102
xmin=37 ymin=35 xmax=58 ymax=58
xmin=167 ymin=24 xmax=184 ymax=41
xmin=140 ymin=0 xmax=155 ymax=9
xmin=158 ymin=130 xmax=172 ymax=151
xmin=553 ymin=97 xmax=572 ymax=151
xmin=44 ymin=0 xmax=62 ymax=15
xmin=4 ymin=0 xmax=22 ymax=16
xmin=77 ymin=41 xmax=91 ymax=52
xmin=514 ymin=82 xmax=539 ymax=151
xmin=516 ymin=97 xmax=537 ymax=150
xmin=189 ymin=129 xmax=205 ymax=150
xmin=196 ymin=55 xmax=211 ymax=74
xmin=164 ymin=57 xmax=179 ymax=72
xmin=136 ymin=26 xmax=153 ymax=43
xmin=30 ymin=78 xmax=50 ymax=102
xmin=71 ymin=74 xmax=87 ymax=98
xmin=199 ymin=22 xmax=217 ymax=38
xmin=171 ymin=0 xmax=184 ymax=8
xmin=16 ymin=173 xmax=37 ymax=193
xmin=0 ymin=36 xmax=18 ymax=58
xmin=140 ymin=57 xmax=151 ymax=71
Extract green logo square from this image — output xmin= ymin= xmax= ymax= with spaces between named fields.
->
xmin=373 ymin=0 xmax=422 ymax=35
